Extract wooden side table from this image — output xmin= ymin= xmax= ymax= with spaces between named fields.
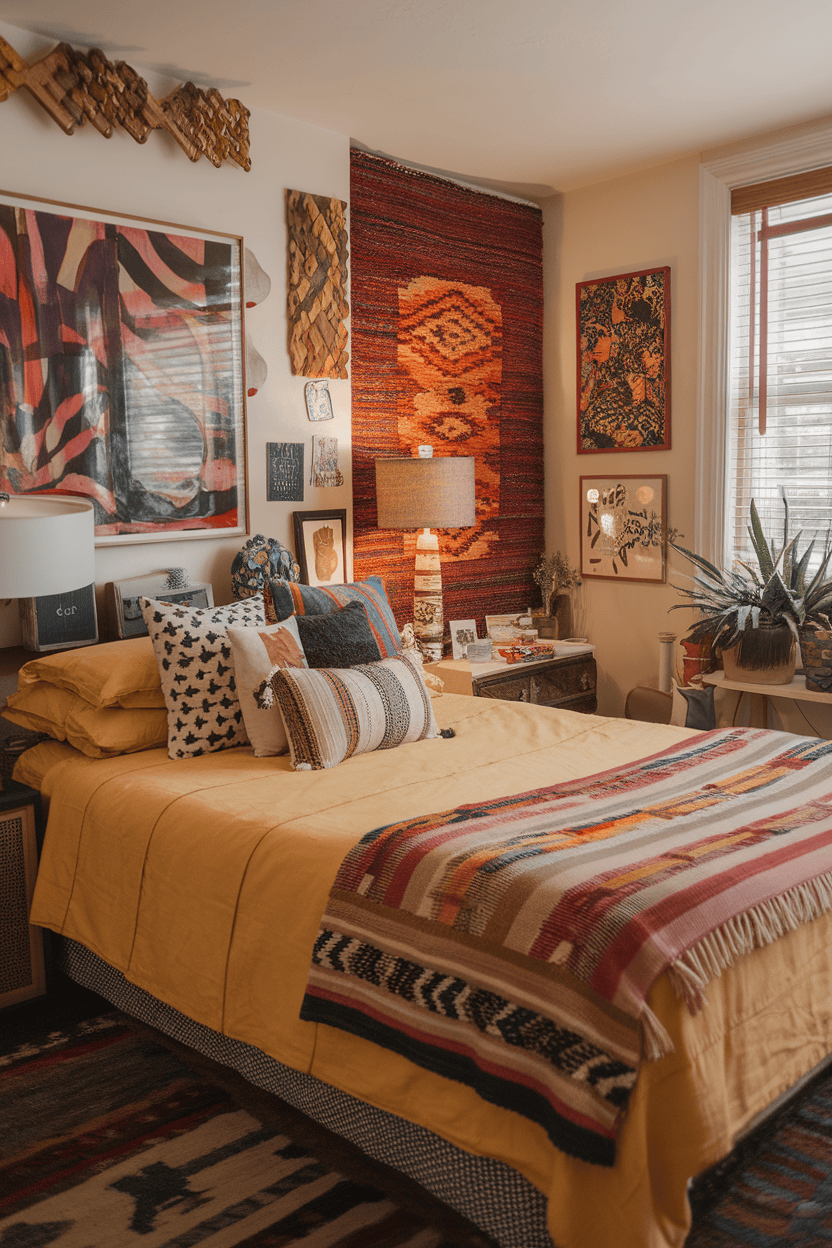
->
xmin=426 ymin=648 xmax=597 ymax=714
xmin=702 ymin=670 xmax=832 ymax=733
xmin=0 ymin=779 xmax=47 ymax=1009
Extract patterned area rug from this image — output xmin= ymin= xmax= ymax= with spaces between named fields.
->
xmin=0 ymin=1001 xmax=494 ymax=1248
xmin=350 ymin=150 xmax=544 ymax=636
xmin=5 ymin=994 xmax=832 ymax=1247
xmin=687 ymin=1059 xmax=832 ymax=1246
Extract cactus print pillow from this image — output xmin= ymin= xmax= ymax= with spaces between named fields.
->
xmin=140 ymin=595 xmax=266 ymax=759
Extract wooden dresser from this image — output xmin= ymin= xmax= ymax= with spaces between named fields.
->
xmin=425 ymin=649 xmax=597 ymax=715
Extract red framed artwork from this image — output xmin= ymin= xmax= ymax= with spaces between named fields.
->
xmin=576 ymin=266 xmax=670 ymax=453
xmin=0 ymin=189 xmax=248 ymax=545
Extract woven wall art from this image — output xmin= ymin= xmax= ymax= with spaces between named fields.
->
xmin=286 ymin=189 xmax=349 ymax=378
xmin=0 ymin=34 xmax=250 ymax=170
xmin=350 ymin=149 xmax=544 ymax=639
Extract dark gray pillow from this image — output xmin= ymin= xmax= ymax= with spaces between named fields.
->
xmin=296 ymin=601 xmax=382 ymax=668
xmin=670 ymin=681 xmax=716 ymax=730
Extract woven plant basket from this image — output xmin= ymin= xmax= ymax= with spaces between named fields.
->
xmin=721 ymin=626 xmax=796 ymax=685
xmin=799 ymin=624 xmax=832 ymax=693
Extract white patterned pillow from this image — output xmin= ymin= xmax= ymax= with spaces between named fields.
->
xmin=227 ymin=616 xmax=308 ymax=757
xmin=261 ymin=653 xmax=439 ymax=770
xmin=140 ymin=596 xmax=266 ymax=758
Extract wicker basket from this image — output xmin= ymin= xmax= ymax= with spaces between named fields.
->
xmin=799 ymin=625 xmax=832 ymax=693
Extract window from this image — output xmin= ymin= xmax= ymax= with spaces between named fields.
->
xmin=727 ymin=170 xmax=832 ymax=569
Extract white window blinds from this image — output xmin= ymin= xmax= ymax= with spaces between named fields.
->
xmin=727 ymin=187 xmax=832 ymax=568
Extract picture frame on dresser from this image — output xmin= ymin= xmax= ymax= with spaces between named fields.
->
xmin=0 ymin=190 xmax=248 ymax=545
xmin=101 ymin=575 xmax=214 ymax=640
xmin=450 ymin=620 xmax=478 ymax=660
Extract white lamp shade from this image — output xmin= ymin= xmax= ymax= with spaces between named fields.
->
xmin=0 ymin=494 xmax=96 ymax=599
xmin=375 ymin=457 xmax=476 ymax=530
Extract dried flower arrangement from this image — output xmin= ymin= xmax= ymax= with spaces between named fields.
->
xmin=533 ymin=552 xmax=582 ymax=613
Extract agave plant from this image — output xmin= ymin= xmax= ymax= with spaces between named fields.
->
xmin=670 ymin=491 xmax=832 ymax=656
xmin=744 ymin=491 xmax=832 ymax=631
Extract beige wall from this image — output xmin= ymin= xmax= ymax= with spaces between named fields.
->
xmin=542 ymin=155 xmax=701 ymax=716
xmin=0 ymin=21 xmax=351 ymax=647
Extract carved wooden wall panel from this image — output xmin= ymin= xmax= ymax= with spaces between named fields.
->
xmin=286 ymin=190 xmax=349 ymax=378
xmin=0 ymin=34 xmax=250 ymax=170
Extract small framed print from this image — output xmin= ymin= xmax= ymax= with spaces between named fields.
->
xmin=450 ymin=619 xmax=478 ymax=660
xmin=485 ymin=613 xmax=524 ymax=635
xmin=293 ymin=509 xmax=347 ymax=586
xmin=102 ymin=574 xmax=214 ymax=639
xmin=305 ymin=380 xmax=334 ymax=421
xmin=580 ymin=475 xmax=667 ymax=582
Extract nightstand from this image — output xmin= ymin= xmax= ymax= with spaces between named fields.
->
xmin=426 ymin=647 xmax=597 ymax=714
xmin=0 ymin=779 xmax=47 ymax=1009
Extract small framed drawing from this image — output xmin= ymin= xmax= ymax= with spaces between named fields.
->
xmin=450 ymin=619 xmax=478 ymax=660
xmin=579 ymin=475 xmax=667 ymax=582
xmin=305 ymin=380 xmax=334 ymax=421
xmin=293 ymin=509 xmax=347 ymax=586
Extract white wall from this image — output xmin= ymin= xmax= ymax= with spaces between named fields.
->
xmin=0 ymin=21 xmax=351 ymax=646
xmin=542 ymin=155 xmax=701 ymax=716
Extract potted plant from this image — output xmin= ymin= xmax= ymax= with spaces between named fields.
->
xmin=671 ymin=492 xmax=832 ymax=686
xmin=532 ymin=552 xmax=582 ymax=639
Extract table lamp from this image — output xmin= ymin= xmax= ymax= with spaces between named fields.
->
xmin=375 ymin=451 xmax=476 ymax=661
xmin=0 ymin=491 xmax=97 ymax=646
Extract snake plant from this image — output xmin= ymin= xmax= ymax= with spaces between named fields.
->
xmin=671 ymin=490 xmax=832 ymax=653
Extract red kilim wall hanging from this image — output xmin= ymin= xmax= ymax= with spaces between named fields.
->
xmin=350 ymin=149 xmax=544 ymax=640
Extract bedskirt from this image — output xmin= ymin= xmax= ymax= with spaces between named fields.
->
xmin=58 ymin=936 xmax=553 ymax=1248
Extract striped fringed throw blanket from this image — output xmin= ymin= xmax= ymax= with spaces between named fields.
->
xmin=300 ymin=728 xmax=832 ymax=1166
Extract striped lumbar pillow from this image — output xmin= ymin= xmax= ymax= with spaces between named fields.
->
xmin=260 ymin=654 xmax=438 ymax=770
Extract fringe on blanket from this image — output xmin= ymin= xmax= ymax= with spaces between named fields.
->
xmin=666 ymin=870 xmax=832 ymax=1017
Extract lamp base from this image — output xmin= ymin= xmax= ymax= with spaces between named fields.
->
xmin=413 ymin=528 xmax=444 ymax=663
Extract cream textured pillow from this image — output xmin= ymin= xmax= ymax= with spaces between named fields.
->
xmin=262 ymin=653 xmax=439 ymax=770
xmin=227 ymin=617 xmax=308 ymax=757
xmin=140 ymin=596 xmax=266 ymax=758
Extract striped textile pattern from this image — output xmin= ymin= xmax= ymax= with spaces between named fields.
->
xmin=302 ymin=728 xmax=832 ymax=1165
xmin=268 ymin=654 xmax=439 ymax=770
xmin=268 ymin=575 xmax=402 ymax=657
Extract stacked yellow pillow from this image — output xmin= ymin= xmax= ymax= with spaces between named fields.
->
xmin=3 ymin=637 xmax=167 ymax=758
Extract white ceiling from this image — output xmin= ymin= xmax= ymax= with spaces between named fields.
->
xmin=2 ymin=0 xmax=832 ymax=199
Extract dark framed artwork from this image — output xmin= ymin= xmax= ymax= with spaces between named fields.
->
xmin=579 ymin=475 xmax=667 ymax=582
xmin=576 ymin=266 xmax=670 ymax=452
xmin=0 ymin=189 xmax=248 ymax=544
xmin=293 ymin=509 xmax=347 ymax=587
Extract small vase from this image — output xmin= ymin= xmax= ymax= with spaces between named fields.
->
xmin=799 ymin=624 xmax=832 ymax=693
xmin=532 ymin=610 xmax=558 ymax=639
xmin=551 ymin=592 xmax=573 ymax=641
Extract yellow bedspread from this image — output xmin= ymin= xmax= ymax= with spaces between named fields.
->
xmin=26 ymin=694 xmax=832 ymax=1248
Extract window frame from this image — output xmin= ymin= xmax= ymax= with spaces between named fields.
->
xmin=697 ymin=121 xmax=832 ymax=569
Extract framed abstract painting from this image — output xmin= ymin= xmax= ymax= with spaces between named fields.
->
xmin=0 ymin=190 xmax=248 ymax=544
xmin=576 ymin=266 xmax=670 ymax=452
xmin=579 ymin=475 xmax=667 ymax=582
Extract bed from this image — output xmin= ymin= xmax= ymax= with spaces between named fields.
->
xmin=9 ymin=605 xmax=832 ymax=1248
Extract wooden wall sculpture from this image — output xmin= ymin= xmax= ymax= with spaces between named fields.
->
xmin=0 ymin=34 xmax=250 ymax=170
xmin=286 ymin=189 xmax=349 ymax=378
